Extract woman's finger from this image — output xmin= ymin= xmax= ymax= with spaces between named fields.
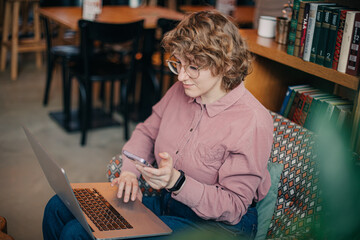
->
xmin=117 ymin=180 xmax=125 ymax=199
xmin=123 ymin=181 xmax=133 ymax=203
xmin=130 ymin=179 xmax=139 ymax=201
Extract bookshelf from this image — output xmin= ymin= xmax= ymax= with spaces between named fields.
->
xmin=241 ymin=28 xmax=360 ymax=152
xmin=241 ymin=29 xmax=359 ymax=91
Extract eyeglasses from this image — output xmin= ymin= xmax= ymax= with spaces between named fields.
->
xmin=166 ymin=59 xmax=201 ymax=79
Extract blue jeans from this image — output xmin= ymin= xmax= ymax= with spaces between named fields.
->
xmin=43 ymin=190 xmax=257 ymax=240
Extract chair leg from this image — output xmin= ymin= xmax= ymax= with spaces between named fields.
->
xmin=81 ymin=81 xmax=93 ymax=146
xmin=0 ymin=1 xmax=11 ymax=72
xmin=110 ymin=81 xmax=114 ymax=115
xmin=121 ymin=83 xmax=129 ymax=140
xmin=78 ymin=82 xmax=87 ymax=146
xmin=99 ymin=81 xmax=105 ymax=108
xmin=43 ymin=55 xmax=55 ymax=106
xmin=61 ymin=59 xmax=72 ymax=131
xmin=10 ymin=1 xmax=20 ymax=80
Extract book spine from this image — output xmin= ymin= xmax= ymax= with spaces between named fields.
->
xmin=299 ymin=95 xmax=314 ymax=126
xmin=310 ymin=6 xmax=325 ymax=62
xmin=294 ymin=1 xmax=308 ymax=57
xmin=337 ymin=11 xmax=358 ymax=73
xmin=299 ymin=3 xmax=311 ymax=58
xmin=283 ymin=90 xmax=297 ymax=117
xmin=279 ymin=87 xmax=292 ymax=115
xmin=336 ymin=106 xmax=352 ymax=132
xmin=288 ymin=90 xmax=303 ymax=120
xmin=332 ymin=10 xmax=349 ymax=70
xmin=324 ymin=9 xmax=342 ymax=68
xmin=315 ymin=7 xmax=332 ymax=65
xmin=292 ymin=92 xmax=308 ymax=124
xmin=346 ymin=14 xmax=360 ymax=76
xmin=303 ymin=4 xmax=319 ymax=61
xmin=304 ymin=97 xmax=321 ymax=130
xmin=287 ymin=0 xmax=301 ymax=55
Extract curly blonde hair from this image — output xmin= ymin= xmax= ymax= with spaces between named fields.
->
xmin=162 ymin=10 xmax=252 ymax=91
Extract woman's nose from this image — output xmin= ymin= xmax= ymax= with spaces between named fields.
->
xmin=177 ymin=67 xmax=188 ymax=82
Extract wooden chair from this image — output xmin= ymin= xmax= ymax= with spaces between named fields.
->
xmin=152 ymin=18 xmax=179 ymax=98
xmin=0 ymin=0 xmax=45 ymax=80
xmin=73 ymin=19 xmax=144 ymax=145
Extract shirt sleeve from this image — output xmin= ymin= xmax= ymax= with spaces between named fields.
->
xmin=172 ymin=113 xmax=274 ymax=225
xmin=120 ymin=83 xmax=180 ymax=178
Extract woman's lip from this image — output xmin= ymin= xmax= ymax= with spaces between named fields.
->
xmin=183 ymin=83 xmax=193 ymax=88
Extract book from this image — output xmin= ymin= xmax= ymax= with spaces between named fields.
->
xmin=332 ymin=9 xmax=351 ymax=70
xmin=330 ymin=103 xmax=352 ymax=127
xmin=279 ymin=84 xmax=310 ymax=115
xmin=294 ymin=1 xmax=319 ymax=57
xmin=282 ymin=85 xmax=311 ymax=117
xmin=287 ymin=0 xmax=302 ymax=56
xmin=315 ymin=6 xmax=344 ymax=65
xmin=346 ymin=13 xmax=360 ymax=76
xmin=291 ymin=89 xmax=320 ymax=124
xmin=304 ymin=95 xmax=339 ymax=131
xmin=298 ymin=92 xmax=328 ymax=126
xmin=337 ymin=11 xmax=360 ymax=73
xmin=303 ymin=3 xmax=335 ymax=61
xmin=324 ymin=7 xmax=346 ymax=68
xmin=318 ymin=99 xmax=352 ymax=133
xmin=323 ymin=99 xmax=352 ymax=123
xmin=310 ymin=4 xmax=330 ymax=62
xmin=298 ymin=2 xmax=312 ymax=58
xmin=336 ymin=104 xmax=353 ymax=134
xmin=287 ymin=87 xmax=316 ymax=120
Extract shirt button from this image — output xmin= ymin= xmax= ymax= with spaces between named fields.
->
xmin=176 ymin=150 xmax=179 ymax=154
xmin=190 ymin=128 xmax=193 ymax=132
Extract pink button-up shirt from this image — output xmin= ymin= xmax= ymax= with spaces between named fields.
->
xmin=121 ymin=81 xmax=274 ymax=225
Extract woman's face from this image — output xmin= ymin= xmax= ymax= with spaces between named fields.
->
xmin=174 ymin=55 xmax=227 ymax=104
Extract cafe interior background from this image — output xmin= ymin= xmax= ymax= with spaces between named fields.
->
xmin=1 ymin=0 xmax=360 ymax=239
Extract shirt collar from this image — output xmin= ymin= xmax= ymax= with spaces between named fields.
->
xmin=187 ymin=82 xmax=246 ymax=117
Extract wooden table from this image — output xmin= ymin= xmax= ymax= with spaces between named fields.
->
xmin=40 ymin=6 xmax=184 ymax=30
xmin=40 ymin=6 xmax=184 ymax=128
xmin=179 ymin=5 xmax=255 ymax=28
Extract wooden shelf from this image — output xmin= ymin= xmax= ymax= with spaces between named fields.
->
xmin=239 ymin=29 xmax=360 ymax=91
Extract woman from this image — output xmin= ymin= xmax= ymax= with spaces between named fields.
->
xmin=43 ymin=10 xmax=274 ymax=239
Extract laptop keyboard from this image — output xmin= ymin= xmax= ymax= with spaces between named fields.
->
xmin=73 ymin=188 xmax=133 ymax=231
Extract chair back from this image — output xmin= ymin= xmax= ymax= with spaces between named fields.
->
xmin=157 ymin=18 xmax=180 ymax=35
xmin=78 ymin=19 xmax=144 ymax=81
xmin=40 ymin=0 xmax=81 ymax=7
xmin=156 ymin=18 xmax=179 ymax=97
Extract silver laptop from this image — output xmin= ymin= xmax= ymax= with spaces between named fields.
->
xmin=23 ymin=127 xmax=172 ymax=239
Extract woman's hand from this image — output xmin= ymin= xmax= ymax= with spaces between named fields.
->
xmin=111 ymin=171 xmax=143 ymax=203
xmin=135 ymin=152 xmax=180 ymax=190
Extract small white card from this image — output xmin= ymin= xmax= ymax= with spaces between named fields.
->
xmin=216 ymin=0 xmax=236 ymax=17
xmin=82 ymin=0 xmax=102 ymax=21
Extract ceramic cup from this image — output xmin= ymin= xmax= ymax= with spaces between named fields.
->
xmin=257 ymin=16 xmax=277 ymax=38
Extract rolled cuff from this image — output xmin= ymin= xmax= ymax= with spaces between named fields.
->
xmin=171 ymin=175 xmax=204 ymax=208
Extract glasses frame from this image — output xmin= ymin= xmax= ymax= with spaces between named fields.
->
xmin=166 ymin=59 xmax=202 ymax=79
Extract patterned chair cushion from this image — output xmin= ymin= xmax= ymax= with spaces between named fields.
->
xmin=266 ymin=112 xmax=321 ymax=239
xmin=105 ymin=111 xmax=322 ymax=238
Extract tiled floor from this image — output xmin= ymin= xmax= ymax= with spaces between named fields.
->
xmin=0 ymin=53 xmax=134 ymax=239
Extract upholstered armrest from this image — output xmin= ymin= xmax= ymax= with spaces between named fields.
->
xmin=266 ymin=112 xmax=321 ymax=239
xmin=106 ymin=153 xmax=161 ymax=197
